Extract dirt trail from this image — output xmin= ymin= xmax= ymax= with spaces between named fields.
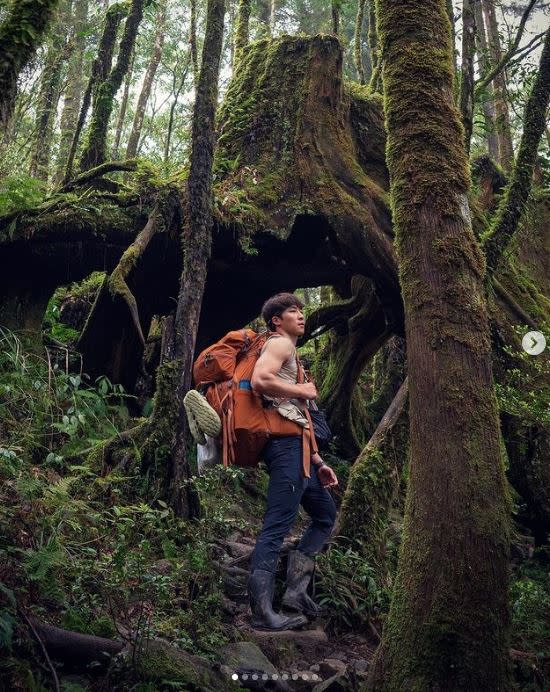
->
xmin=214 ymin=529 xmax=378 ymax=691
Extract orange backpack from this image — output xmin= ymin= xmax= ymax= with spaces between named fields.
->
xmin=193 ymin=329 xmax=318 ymax=475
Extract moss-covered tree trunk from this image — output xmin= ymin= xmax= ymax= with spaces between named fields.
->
xmin=367 ymin=1 xmax=511 ymax=688
xmin=0 ymin=0 xmax=60 ymax=127
xmin=53 ymin=0 xmax=88 ymax=186
xmin=164 ymin=52 xmax=191 ymax=163
xmin=257 ymin=0 xmax=270 ymax=36
xmin=484 ymin=27 xmax=550 ymax=276
xmin=473 ymin=0 xmax=499 ymax=161
xmin=331 ymin=0 xmax=339 ymax=35
xmin=233 ymin=0 xmax=251 ymax=65
xmin=64 ymin=2 xmax=126 ymax=182
xmin=353 ymin=0 xmax=367 ymax=84
xmin=445 ymin=0 xmax=457 ymax=94
xmin=368 ymin=1 xmax=381 ymax=92
xmin=459 ymin=0 xmax=475 ymax=154
xmin=168 ymin=0 xmax=226 ymax=515
xmin=190 ymin=0 xmax=199 ymax=84
xmin=112 ymin=46 xmax=135 ymax=158
xmin=29 ymin=0 xmax=70 ymax=181
xmin=125 ymin=0 xmax=166 ymax=160
xmin=482 ymin=0 xmax=514 ymax=172
xmin=79 ymin=0 xmax=145 ymax=172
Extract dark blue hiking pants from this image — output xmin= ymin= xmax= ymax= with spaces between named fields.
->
xmin=249 ymin=436 xmax=337 ymax=573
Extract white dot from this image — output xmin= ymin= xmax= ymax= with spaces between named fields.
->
xmin=252 ymin=674 xmax=258 ymax=680
xmin=262 ymin=674 xmax=268 ymax=680
xmin=231 ymin=673 xmax=238 ymax=680
xmin=242 ymin=674 xmax=248 ymax=680
xmin=282 ymin=673 xmax=288 ymax=680
xmin=302 ymin=673 xmax=309 ymax=680
xmin=292 ymin=674 xmax=298 ymax=680
xmin=272 ymin=673 xmax=279 ymax=679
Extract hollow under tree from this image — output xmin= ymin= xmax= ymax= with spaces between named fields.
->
xmin=366 ymin=0 xmax=512 ymax=688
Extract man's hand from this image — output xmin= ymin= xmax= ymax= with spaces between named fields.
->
xmin=301 ymin=381 xmax=317 ymax=400
xmin=317 ymin=464 xmax=338 ymax=488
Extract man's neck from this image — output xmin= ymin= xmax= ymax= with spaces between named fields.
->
xmin=275 ymin=327 xmax=298 ymax=346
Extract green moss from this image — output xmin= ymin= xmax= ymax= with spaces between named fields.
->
xmin=366 ymin=1 xmax=513 ymax=689
xmin=213 ymin=34 xmax=389 ymax=249
xmin=79 ymin=0 xmax=144 ymax=171
xmin=0 ymin=0 xmax=60 ymax=125
xmin=233 ymin=0 xmax=251 ymax=65
xmin=338 ymin=433 xmax=408 ymax=572
xmin=483 ymin=30 xmax=550 ymax=275
xmin=108 ymin=241 xmax=141 ymax=302
xmin=135 ymin=640 xmax=237 ymax=692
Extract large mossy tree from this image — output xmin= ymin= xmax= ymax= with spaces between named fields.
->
xmin=367 ymin=0 xmax=512 ymax=688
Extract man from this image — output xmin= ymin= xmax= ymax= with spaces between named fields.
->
xmin=248 ymin=292 xmax=338 ymax=631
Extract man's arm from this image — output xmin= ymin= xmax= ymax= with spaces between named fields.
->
xmin=251 ymin=337 xmax=317 ymax=400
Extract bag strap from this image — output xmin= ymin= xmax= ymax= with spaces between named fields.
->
xmin=295 ymin=353 xmax=319 ymax=476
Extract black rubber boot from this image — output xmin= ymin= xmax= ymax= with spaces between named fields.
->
xmin=281 ymin=550 xmax=327 ymax=617
xmin=247 ymin=569 xmax=308 ymax=631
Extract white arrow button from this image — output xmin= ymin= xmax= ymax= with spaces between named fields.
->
xmin=522 ymin=331 xmax=546 ymax=355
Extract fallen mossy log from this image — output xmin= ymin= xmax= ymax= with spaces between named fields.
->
xmin=30 ymin=619 xmax=124 ymax=665
xmin=27 ymin=619 xmax=238 ymax=690
xmin=0 ymin=192 xmax=148 ymax=333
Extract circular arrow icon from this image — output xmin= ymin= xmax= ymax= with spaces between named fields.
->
xmin=522 ymin=331 xmax=547 ymax=356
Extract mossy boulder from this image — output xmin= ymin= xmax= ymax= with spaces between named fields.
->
xmin=131 ymin=638 xmax=241 ymax=690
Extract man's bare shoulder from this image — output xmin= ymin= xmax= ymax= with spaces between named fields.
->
xmin=262 ymin=334 xmax=294 ymax=358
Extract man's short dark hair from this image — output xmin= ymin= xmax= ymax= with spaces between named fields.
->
xmin=261 ymin=292 xmax=304 ymax=331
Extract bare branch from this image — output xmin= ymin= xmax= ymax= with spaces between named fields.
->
xmin=475 ymin=0 xmax=538 ymax=95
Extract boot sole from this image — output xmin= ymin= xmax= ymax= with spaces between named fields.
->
xmin=184 ymin=390 xmax=221 ymax=437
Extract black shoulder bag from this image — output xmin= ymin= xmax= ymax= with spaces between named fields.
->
xmin=299 ymin=362 xmax=333 ymax=450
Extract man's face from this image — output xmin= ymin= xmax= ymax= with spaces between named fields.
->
xmin=273 ymin=305 xmax=305 ymax=337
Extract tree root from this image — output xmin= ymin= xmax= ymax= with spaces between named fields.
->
xmin=301 ymin=276 xmax=370 ymax=343
xmin=107 ymin=208 xmax=160 ymax=347
xmin=313 ymin=276 xmax=390 ymax=456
